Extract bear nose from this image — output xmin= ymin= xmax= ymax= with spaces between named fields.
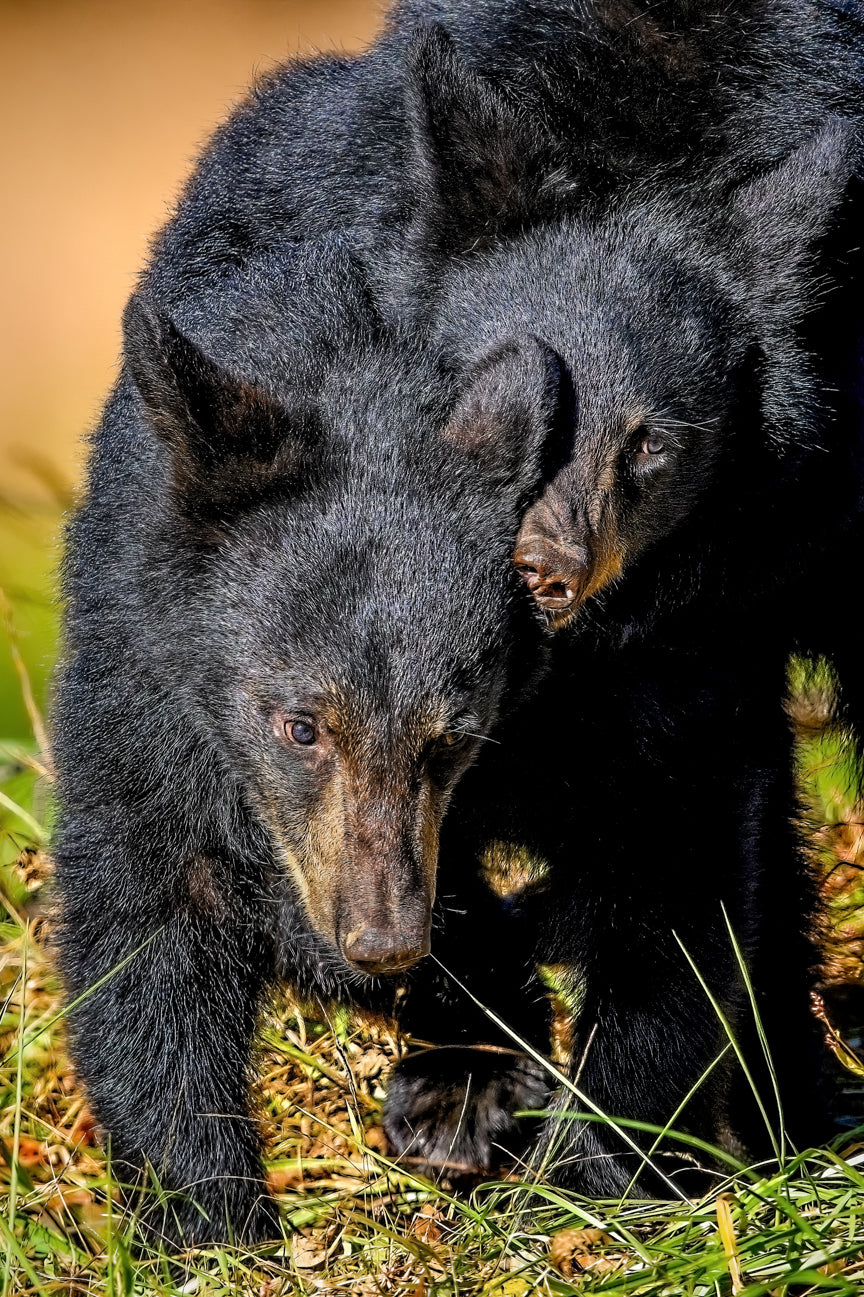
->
xmin=341 ymin=924 xmax=431 ymax=975
xmin=512 ymin=538 xmax=589 ymax=610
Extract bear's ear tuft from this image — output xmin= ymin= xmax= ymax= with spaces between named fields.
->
xmin=442 ymin=336 xmax=563 ymax=504
xmin=123 ymin=294 xmax=317 ymax=533
xmin=403 ymin=26 xmax=576 ymax=268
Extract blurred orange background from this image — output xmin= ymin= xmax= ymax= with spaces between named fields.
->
xmin=1 ymin=0 xmax=382 ymax=502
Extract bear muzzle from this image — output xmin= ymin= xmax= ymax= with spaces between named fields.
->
xmin=340 ymin=919 xmax=432 ymax=975
xmin=514 ymin=491 xmax=625 ymax=623
xmin=513 ymin=535 xmax=588 ymax=612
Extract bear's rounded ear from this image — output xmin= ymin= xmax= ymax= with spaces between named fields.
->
xmin=441 ymin=336 xmax=563 ymax=504
xmin=123 ymin=293 xmax=288 ymax=464
xmin=403 ymin=26 xmax=577 ymax=269
xmin=728 ymin=117 xmax=855 ymax=302
xmin=123 ymin=294 xmax=317 ymax=532
xmin=721 ymin=118 xmax=856 ymax=449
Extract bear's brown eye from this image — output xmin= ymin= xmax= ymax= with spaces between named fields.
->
xmin=438 ymin=730 xmax=468 ymax=749
xmin=640 ymin=434 xmax=665 ymax=456
xmin=288 ymin=720 xmax=316 ymax=746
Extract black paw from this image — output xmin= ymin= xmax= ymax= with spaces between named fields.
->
xmin=383 ymin=1046 xmax=551 ymax=1181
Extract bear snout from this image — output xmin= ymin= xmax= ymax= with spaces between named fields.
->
xmin=340 ymin=920 xmax=431 ymax=976
xmin=513 ymin=534 xmax=588 ymax=611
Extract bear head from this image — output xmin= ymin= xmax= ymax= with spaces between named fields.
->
xmin=403 ymin=26 xmax=857 ymax=629
xmin=122 ymin=243 xmax=558 ymax=980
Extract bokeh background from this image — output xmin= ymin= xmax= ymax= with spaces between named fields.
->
xmin=0 ymin=0 xmax=381 ymax=743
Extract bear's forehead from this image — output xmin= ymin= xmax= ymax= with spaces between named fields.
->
xmin=214 ymin=531 xmax=507 ymax=693
xmin=315 ymin=682 xmax=480 ymax=739
xmin=267 ymin=607 xmax=502 ymax=687
xmin=220 ymin=482 xmax=510 ymax=607
xmin=441 ymin=217 xmax=722 ymax=366
xmin=234 ymin=646 xmax=498 ymax=746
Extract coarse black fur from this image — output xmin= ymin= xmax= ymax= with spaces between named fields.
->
xmin=381 ymin=20 xmax=864 ymax=1191
xmin=141 ymin=3 xmax=864 ymax=309
xmin=137 ymin=1 xmax=864 ymax=736
xmin=53 ymin=241 xmax=564 ymax=1246
xmin=388 ymin=616 xmax=830 ymax=1196
xmin=53 ymin=0 xmax=864 ymax=1234
xmin=391 ymin=0 xmax=863 ymax=191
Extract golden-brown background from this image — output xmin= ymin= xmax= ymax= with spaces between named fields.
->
xmin=1 ymin=0 xmax=381 ymax=502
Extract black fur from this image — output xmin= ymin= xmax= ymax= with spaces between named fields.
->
xmin=392 ymin=0 xmax=863 ymax=190
xmin=378 ymin=8 xmax=864 ymax=1193
xmin=53 ymin=243 xmax=560 ymax=1245
xmin=53 ymin=0 xmax=864 ymax=1239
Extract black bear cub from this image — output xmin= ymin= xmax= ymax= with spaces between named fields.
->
xmin=379 ymin=25 xmax=862 ymax=1194
xmin=53 ymin=242 xmax=561 ymax=1246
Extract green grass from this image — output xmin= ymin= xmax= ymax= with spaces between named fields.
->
xmin=3 ymin=894 xmax=864 ymax=1296
xmin=2 ymin=493 xmax=864 ymax=1294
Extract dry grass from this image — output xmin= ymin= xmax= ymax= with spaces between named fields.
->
xmin=3 ymin=872 xmax=864 ymax=1297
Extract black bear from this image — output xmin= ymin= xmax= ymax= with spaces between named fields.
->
xmin=389 ymin=12 xmax=864 ymax=730
xmin=141 ymin=2 xmax=862 ymax=319
xmin=54 ymin=0 xmax=864 ymax=1242
xmin=139 ymin=2 xmax=863 ymax=736
xmin=380 ymin=21 xmax=864 ymax=1190
xmin=53 ymin=240 xmax=564 ymax=1246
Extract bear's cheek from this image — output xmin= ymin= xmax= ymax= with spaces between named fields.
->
xmin=256 ymin=761 xmax=348 ymax=941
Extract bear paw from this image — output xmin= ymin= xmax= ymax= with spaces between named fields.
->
xmin=383 ymin=1047 xmax=550 ymax=1182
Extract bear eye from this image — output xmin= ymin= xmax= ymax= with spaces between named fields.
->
xmin=640 ymin=434 xmax=665 ymax=456
xmin=287 ymin=720 xmax=316 ymax=746
xmin=436 ymin=728 xmax=470 ymax=751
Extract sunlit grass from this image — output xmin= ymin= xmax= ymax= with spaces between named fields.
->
xmin=3 ymin=888 xmax=864 ymax=1295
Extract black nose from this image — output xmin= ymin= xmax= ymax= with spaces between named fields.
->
xmin=341 ymin=925 xmax=430 ymax=974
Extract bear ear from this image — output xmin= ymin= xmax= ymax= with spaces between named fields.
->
xmin=728 ymin=117 xmax=855 ymax=300
xmin=123 ymin=294 xmax=316 ymax=532
xmin=403 ymin=26 xmax=576 ymax=267
xmin=441 ymin=336 xmax=563 ymax=503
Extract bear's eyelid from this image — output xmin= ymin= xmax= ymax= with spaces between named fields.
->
xmin=450 ymin=710 xmax=482 ymax=733
xmin=631 ymin=424 xmax=678 ymax=458
xmin=272 ymin=707 xmax=318 ymax=736
xmin=446 ymin=714 xmax=495 ymax=745
xmin=431 ymin=712 xmax=479 ymax=746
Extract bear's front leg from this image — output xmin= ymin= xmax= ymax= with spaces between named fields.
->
xmin=535 ymin=959 xmax=734 ymax=1198
xmin=532 ymin=869 xmax=814 ymax=1199
xmin=56 ymin=828 xmax=279 ymax=1250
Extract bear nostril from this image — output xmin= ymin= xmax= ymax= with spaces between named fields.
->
xmin=514 ymin=562 xmax=543 ymax=592
xmin=513 ymin=539 xmax=587 ymax=609
xmin=341 ymin=925 xmax=430 ymax=975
